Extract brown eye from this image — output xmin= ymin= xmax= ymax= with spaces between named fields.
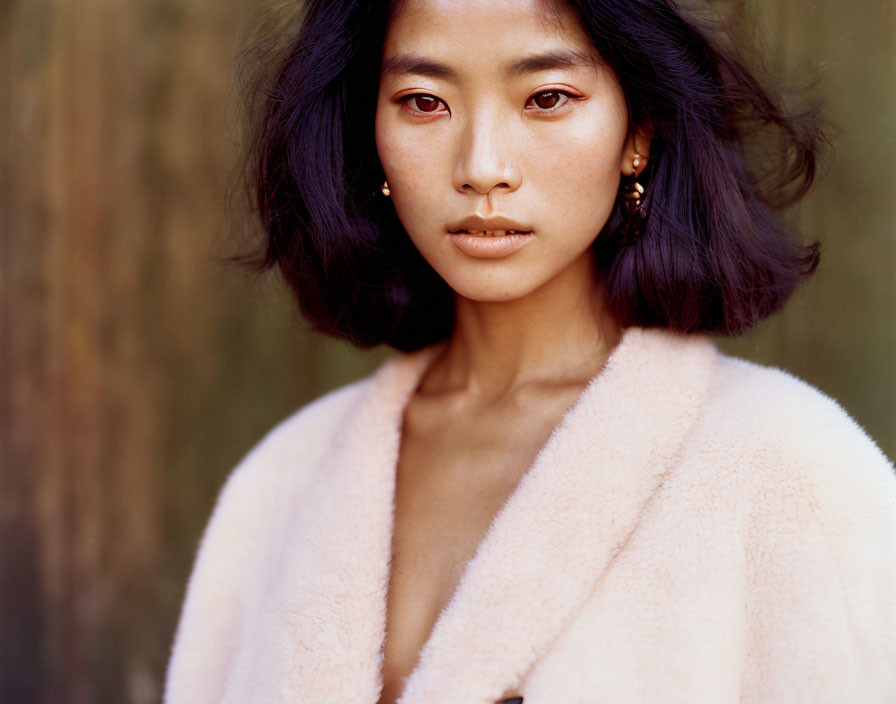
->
xmin=533 ymin=92 xmax=561 ymax=109
xmin=410 ymin=95 xmax=442 ymax=113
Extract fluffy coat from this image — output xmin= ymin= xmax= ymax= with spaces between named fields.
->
xmin=165 ymin=326 xmax=896 ymax=703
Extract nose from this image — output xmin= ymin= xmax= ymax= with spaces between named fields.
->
xmin=452 ymin=107 xmax=522 ymax=197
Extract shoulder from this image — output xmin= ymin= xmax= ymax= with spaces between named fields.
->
xmin=704 ymin=350 xmax=892 ymax=464
xmin=696 ymin=347 xmax=896 ymax=527
xmin=187 ymin=372 xmax=376 ymax=574
xmin=215 ymin=373 xmax=373 ymax=517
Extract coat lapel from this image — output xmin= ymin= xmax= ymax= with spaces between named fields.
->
xmin=245 ymin=339 xmax=438 ymax=703
xmin=256 ymin=326 xmax=717 ymax=704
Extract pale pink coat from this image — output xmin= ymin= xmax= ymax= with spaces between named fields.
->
xmin=164 ymin=326 xmax=896 ymax=703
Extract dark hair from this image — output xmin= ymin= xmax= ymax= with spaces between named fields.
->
xmin=233 ymin=0 xmax=828 ymax=351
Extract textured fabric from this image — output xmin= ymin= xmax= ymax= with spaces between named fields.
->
xmin=164 ymin=326 xmax=896 ymax=704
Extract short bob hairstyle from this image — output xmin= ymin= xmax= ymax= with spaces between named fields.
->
xmin=236 ymin=0 xmax=828 ymax=352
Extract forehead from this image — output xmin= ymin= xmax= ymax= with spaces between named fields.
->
xmin=382 ymin=0 xmax=599 ymax=70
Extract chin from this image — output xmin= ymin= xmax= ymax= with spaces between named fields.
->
xmin=440 ymin=273 xmax=547 ymax=304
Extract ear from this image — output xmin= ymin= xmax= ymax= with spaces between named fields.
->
xmin=620 ymin=120 xmax=655 ymax=176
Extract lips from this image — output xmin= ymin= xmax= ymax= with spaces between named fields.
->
xmin=448 ymin=230 xmax=534 ymax=258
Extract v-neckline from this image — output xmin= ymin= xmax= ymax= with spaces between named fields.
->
xmin=380 ymin=331 xmax=633 ymax=702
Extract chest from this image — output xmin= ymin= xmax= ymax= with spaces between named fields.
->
xmin=376 ymin=390 xmax=582 ymax=704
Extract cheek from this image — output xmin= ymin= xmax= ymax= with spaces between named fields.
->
xmin=375 ymin=103 xmax=442 ymax=191
xmin=533 ymin=118 xmax=626 ymax=220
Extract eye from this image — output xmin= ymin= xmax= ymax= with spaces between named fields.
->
xmin=525 ymin=90 xmax=575 ymax=112
xmin=398 ymin=93 xmax=448 ymax=115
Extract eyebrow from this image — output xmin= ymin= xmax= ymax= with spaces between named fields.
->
xmin=381 ymin=49 xmax=595 ymax=82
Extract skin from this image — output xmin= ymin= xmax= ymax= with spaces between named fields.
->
xmin=373 ymin=1 xmax=652 ymax=701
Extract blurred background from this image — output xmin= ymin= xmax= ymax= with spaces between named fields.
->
xmin=1 ymin=0 xmax=893 ymax=702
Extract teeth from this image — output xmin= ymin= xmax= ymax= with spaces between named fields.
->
xmin=459 ymin=230 xmax=526 ymax=237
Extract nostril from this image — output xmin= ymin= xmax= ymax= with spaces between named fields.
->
xmin=461 ymin=181 xmax=513 ymax=195
xmin=496 ymin=698 xmax=523 ymax=704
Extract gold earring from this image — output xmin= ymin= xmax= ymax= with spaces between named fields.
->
xmin=622 ymin=153 xmax=645 ymax=217
xmin=619 ymin=152 xmax=647 ymax=245
xmin=381 ymin=180 xmax=391 ymax=197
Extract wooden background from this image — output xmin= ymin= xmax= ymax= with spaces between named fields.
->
xmin=2 ymin=0 xmax=893 ymax=702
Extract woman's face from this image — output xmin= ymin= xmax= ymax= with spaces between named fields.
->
xmin=375 ymin=0 xmax=638 ymax=302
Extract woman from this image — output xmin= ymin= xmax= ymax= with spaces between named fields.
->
xmin=165 ymin=0 xmax=896 ymax=702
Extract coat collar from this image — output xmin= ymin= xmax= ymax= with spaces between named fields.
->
xmin=252 ymin=326 xmax=718 ymax=704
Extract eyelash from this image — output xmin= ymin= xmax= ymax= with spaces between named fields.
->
xmin=398 ymin=90 xmax=577 ymax=116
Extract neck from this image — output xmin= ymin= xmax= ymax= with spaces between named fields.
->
xmin=423 ymin=254 xmax=623 ymax=399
